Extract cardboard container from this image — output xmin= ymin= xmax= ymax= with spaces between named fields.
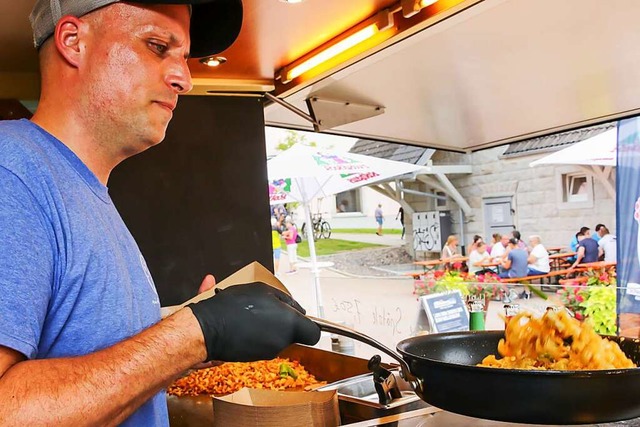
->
xmin=212 ymin=388 xmax=340 ymax=427
xmin=161 ymin=261 xmax=289 ymax=318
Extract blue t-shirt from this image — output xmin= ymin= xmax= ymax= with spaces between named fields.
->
xmin=578 ymin=237 xmax=599 ymax=263
xmin=506 ymin=249 xmax=529 ymax=278
xmin=0 ymin=120 xmax=167 ymax=426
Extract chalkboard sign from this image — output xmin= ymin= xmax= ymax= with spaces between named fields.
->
xmin=419 ymin=291 xmax=469 ymax=333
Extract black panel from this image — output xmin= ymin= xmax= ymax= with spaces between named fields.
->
xmin=109 ymin=96 xmax=272 ymax=306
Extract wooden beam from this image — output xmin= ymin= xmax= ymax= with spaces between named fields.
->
xmin=582 ymin=165 xmax=616 ymax=199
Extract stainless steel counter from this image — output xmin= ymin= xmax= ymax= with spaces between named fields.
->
xmin=344 ymin=408 xmax=640 ymax=427
xmin=168 ymin=344 xmax=640 ymax=427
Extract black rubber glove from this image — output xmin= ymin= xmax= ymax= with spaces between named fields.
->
xmin=188 ymin=282 xmax=321 ymax=362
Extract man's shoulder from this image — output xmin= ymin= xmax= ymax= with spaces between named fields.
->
xmin=0 ymin=120 xmax=48 ymax=169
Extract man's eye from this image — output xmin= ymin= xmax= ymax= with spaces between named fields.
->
xmin=150 ymin=42 xmax=168 ymax=54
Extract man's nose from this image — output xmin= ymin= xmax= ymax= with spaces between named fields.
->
xmin=167 ymin=58 xmax=193 ymax=94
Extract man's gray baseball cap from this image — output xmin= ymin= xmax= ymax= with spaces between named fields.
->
xmin=30 ymin=0 xmax=243 ymax=58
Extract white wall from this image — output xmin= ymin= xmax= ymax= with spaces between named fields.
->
xmin=290 ymin=186 xmax=402 ymax=230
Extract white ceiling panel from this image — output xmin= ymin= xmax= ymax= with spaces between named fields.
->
xmin=265 ymin=0 xmax=640 ymax=151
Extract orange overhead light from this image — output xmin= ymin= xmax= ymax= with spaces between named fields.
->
xmin=199 ymin=56 xmax=227 ymax=67
xmin=279 ymin=10 xmax=394 ymax=84
xmin=401 ymin=0 xmax=439 ymax=18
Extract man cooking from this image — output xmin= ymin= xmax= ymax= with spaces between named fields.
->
xmin=0 ymin=1 xmax=320 ymax=425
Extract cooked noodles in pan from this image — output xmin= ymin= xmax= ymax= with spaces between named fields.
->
xmin=480 ymin=310 xmax=636 ymax=370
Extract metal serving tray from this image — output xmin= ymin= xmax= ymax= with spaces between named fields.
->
xmin=168 ymin=344 xmax=375 ymax=426
xmin=317 ymin=372 xmax=429 ymax=424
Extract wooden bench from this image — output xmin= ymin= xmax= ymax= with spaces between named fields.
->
xmin=499 ymin=269 xmax=585 ymax=299
xmin=499 ymin=268 xmax=583 ymax=283
xmin=500 ymin=268 xmax=586 ymax=284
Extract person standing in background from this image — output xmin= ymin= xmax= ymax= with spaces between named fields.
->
xmin=375 ymin=204 xmax=384 ymax=236
xmin=396 ymin=206 xmax=405 ymax=239
xmin=272 ymin=217 xmax=282 ymax=274
xmin=282 ymin=219 xmax=299 ymax=274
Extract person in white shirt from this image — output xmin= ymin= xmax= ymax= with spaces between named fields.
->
xmin=491 ymin=234 xmax=510 ymax=260
xmin=597 ymin=226 xmax=617 ymax=262
xmin=468 ymin=242 xmax=492 ymax=275
xmin=527 ymin=235 xmax=550 ymax=275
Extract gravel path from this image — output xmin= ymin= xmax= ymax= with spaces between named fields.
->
xmin=314 ymin=246 xmax=414 ymax=277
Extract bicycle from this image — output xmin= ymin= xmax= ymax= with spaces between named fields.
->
xmin=301 ymin=212 xmax=332 ymax=241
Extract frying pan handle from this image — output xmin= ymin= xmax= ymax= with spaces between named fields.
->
xmin=308 ymin=316 xmax=423 ymax=393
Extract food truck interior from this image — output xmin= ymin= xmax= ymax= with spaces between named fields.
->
xmin=1 ymin=0 xmax=639 ymax=303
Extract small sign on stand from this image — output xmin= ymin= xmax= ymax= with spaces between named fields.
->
xmin=419 ymin=290 xmax=469 ymax=333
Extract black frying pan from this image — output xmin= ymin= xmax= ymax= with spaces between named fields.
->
xmin=311 ymin=317 xmax=640 ymax=425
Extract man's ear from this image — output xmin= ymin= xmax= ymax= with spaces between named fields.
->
xmin=53 ymin=16 xmax=84 ymax=68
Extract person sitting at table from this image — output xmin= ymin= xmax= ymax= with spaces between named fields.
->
xmin=499 ymin=238 xmax=529 ymax=279
xmin=593 ymin=223 xmax=606 ymax=243
xmin=469 ymin=242 xmax=494 ymax=275
xmin=441 ymin=235 xmax=460 ymax=259
xmin=527 ymin=235 xmax=550 ymax=276
xmin=491 ymin=234 xmax=510 ymax=260
xmin=597 ymin=226 xmax=617 ymax=262
xmin=486 ymin=233 xmax=499 ymax=255
xmin=468 ymin=235 xmax=483 ymax=253
xmin=511 ymin=230 xmax=528 ymax=252
xmin=568 ymin=226 xmax=590 ymax=262
xmin=570 ymin=230 xmax=599 ymax=269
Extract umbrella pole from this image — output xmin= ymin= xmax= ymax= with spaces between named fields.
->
xmin=303 ymin=202 xmax=324 ymax=318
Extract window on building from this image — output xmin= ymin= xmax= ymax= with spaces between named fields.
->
xmin=556 ymin=170 xmax=593 ymax=209
xmin=335 ymin=189 xmax=362 ymax=213
xmin=435 ymin=191 xmax=447 ymax=208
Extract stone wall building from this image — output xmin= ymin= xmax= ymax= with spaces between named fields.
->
xmin=352 ymin=123 xmax=616 ymax=258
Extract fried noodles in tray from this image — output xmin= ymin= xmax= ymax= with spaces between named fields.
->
xmin=479 ymin=310 xmax=637 ymax=370
xmin=167 ymin=358 xmax=325 ymax=397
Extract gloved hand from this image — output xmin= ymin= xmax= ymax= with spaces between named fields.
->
xmin=188 ymin=282 xmax=321 ymax=362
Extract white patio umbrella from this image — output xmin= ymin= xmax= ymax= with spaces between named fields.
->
xmin=267 ymin=144 xmax=424 ymax=317
xmin=529 ymin=128 xmax=617 ymax=167
xmin=529 ymin=127 xmax=617 ymax=198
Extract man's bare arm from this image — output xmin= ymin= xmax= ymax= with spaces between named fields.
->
xmin=0 ymin=308 xmax=205 ymax=426
xmin=571 ymin=247 xmax=585 ymax=269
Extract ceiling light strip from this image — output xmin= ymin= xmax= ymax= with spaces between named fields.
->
xmin=278 ymin=10 xmax=395 ymax=84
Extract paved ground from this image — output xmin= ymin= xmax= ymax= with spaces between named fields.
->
xmin=276 ymin=251 xmax=551 ymax=364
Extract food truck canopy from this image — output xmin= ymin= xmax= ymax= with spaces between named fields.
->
xmin=2 ymin=0 xmax=640 ymax=151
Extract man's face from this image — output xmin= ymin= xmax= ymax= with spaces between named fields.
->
xmin=584 ymin=229 xmax=591 ymax=238
xmin=79 ymin=3 xmax=192 ymax=155
xmin=501 ymin=236 xmax=510 ymax=246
